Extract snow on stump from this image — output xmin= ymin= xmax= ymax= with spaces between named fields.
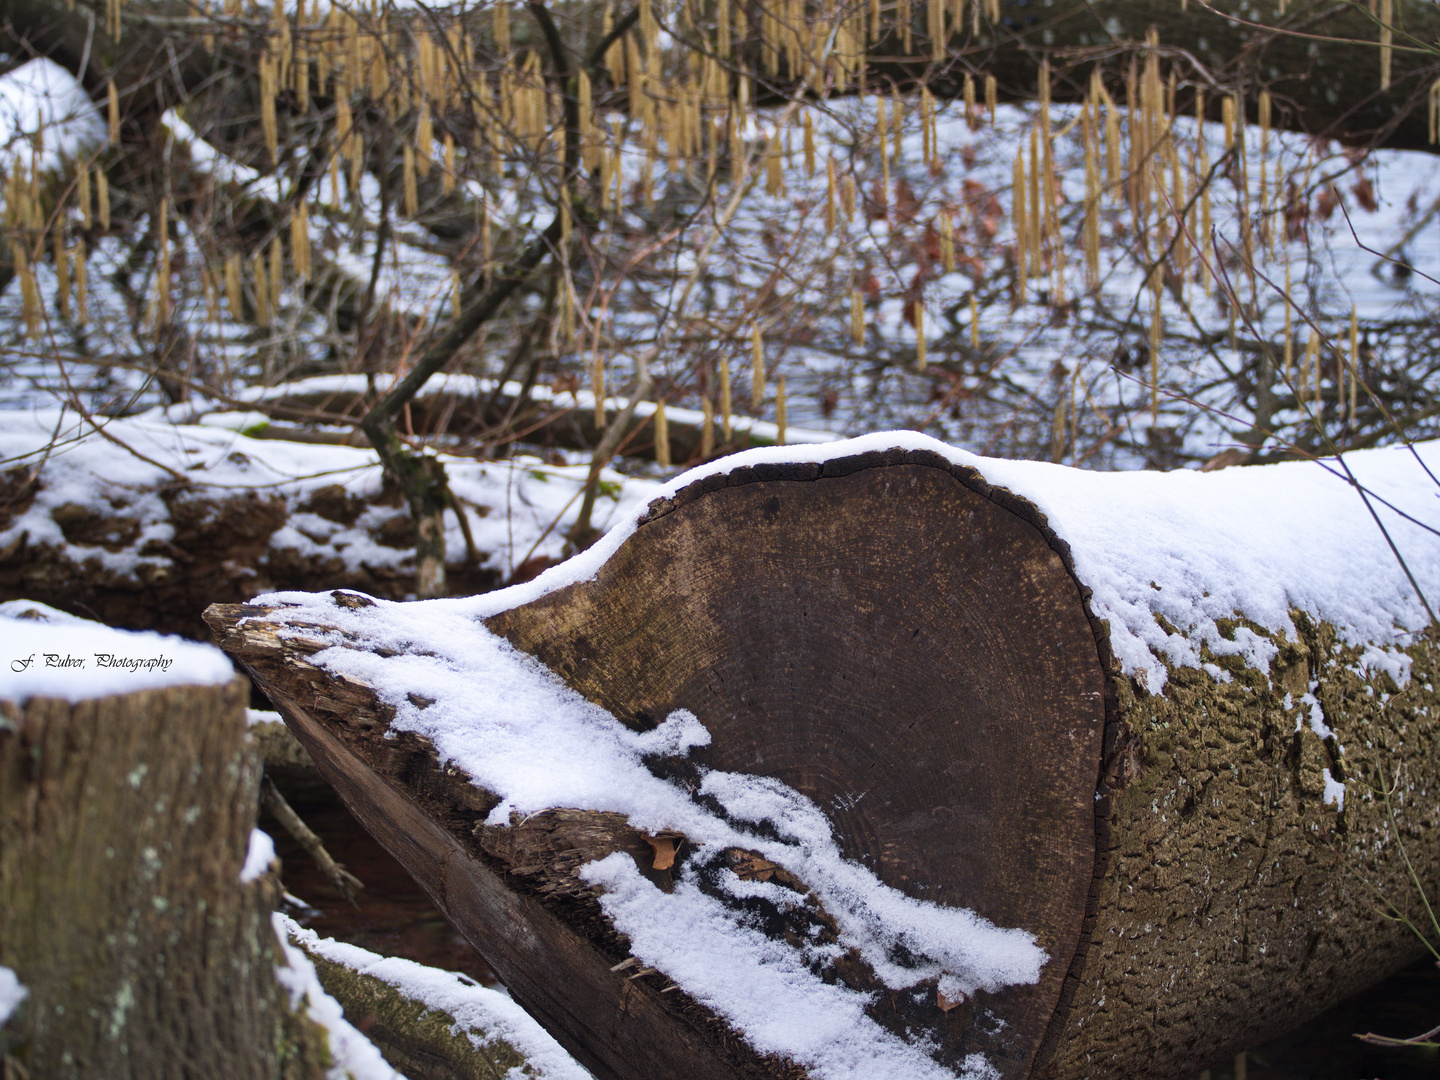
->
xmin=205 ymin=435 xmax=1440 ymax=1080
xmin=0 ymin=602 xmax=330 ymax=1079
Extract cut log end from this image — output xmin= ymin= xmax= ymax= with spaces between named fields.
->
xmin=486 ymin=454 xmax=1111 ymax=1077
xmin=208 ymin=449 xmax=1113 ymax=1080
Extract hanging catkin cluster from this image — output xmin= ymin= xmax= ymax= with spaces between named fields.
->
xmin=0 ymin=0 xmax=1404 ymax=459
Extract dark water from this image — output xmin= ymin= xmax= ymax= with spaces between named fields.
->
xmin=263 ymin=776 xmax=1440 ymax=1078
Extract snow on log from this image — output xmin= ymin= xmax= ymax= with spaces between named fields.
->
xmin=283 ymin=918 xmax=594 ymax=1079
xmin=236 ymin=373 xmax=839 ymax=462
xmin=205 ymin=433 xmax=1440 ymax=1080
xmin=0 ymin=603 xmax=337 ymax=1077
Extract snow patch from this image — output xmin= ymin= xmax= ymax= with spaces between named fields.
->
xmin=0 ymin=59 xmax=105 ymax=168
xmin=1323 ymin=770 xmax=1346 ymax=810
xmin=0 ymin=409 xmax=658 ymax=587
xmin=271 ymin=914 xmax=405 ymax=1080
xmin=630 ymin=708 xmax=711 ymax=757
xmin=581 ymin=853 xmax=994 ymax=1080
xmin=286 ymin=923 xmax=592 ymax=1080
xmin=0 ymin=966 xmax=27 ymax=1026
xmin=1301 ymin=693 xmax=1334 ymax=740
xmin=1357 ymin=644 xmax=1414 ymax=690
xmin=240 ymin=828 xmax=276 ymax=884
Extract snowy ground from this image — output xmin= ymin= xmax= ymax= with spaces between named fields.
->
xmin=1 ymin=57 xmax=1437 ymax=465
xmin=0 ymin=406 xmax=660 ymax=587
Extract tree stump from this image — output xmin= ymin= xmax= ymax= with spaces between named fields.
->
xmin=206 ymin=445 xmax=1440 ymax=1080
xmin=0 ymin=675 xmax=328 ymax=1079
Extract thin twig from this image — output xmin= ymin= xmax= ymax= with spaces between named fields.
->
xmin=260 ymin=776 xmax=364 ymax=907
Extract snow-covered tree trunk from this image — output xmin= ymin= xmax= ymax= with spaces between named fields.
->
xmin=206 ymin=441 xmax=1440 ymax=1080
xmin=0 ymin=676 xmax=328 ymax=1078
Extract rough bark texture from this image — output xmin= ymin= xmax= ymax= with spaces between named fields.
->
xmin=207 ymin=449 xmax=1440 ymax=1080
xmin=0 ymin=677 xmax=329 ymax=1079
xmin=1041 ymin=623 xmax=1440 ymax=1080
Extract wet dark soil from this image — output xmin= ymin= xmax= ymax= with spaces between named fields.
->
xmin=263 ymin=774 xmax=1440 ymax=1077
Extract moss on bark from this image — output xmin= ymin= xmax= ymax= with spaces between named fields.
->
xmin=1043 ymin=618 xmax=1440 ymax=1080
xmin=295 ymin=944 xmax=532 ymax=1080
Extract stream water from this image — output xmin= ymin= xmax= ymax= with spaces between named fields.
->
xmin=262 ymin=777 xmax=1440 ymax=1079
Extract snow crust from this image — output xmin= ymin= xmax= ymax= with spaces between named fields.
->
xmin=286 ymin=924 xmax=593 ymax=1080
xmin=970 ymin=442 xmax=1440 ymax=692
xmin=0 ymin=601 xmax=234 ymax=701
xmin=581 ymin=854 xmax=999 ymax=1080
xmin=0 ymin=966 xmax=26 ymax=1027
xmin=491 ymin=430 xmax=1440 ymax=694
xmin=241 ymin=828 xmax=277 ymax=884
xmin=272 ymin=914 xmax=405 ymax=1080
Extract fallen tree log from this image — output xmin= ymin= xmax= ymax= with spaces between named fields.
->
xmin=235 ymin=374 xmax=839 ymax=464
xmin=206 ymin=433 xmax=1440 ymax=1080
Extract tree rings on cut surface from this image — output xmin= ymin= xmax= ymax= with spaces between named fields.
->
xmin=487 ymin=450 xmax=1110 ymax=1078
